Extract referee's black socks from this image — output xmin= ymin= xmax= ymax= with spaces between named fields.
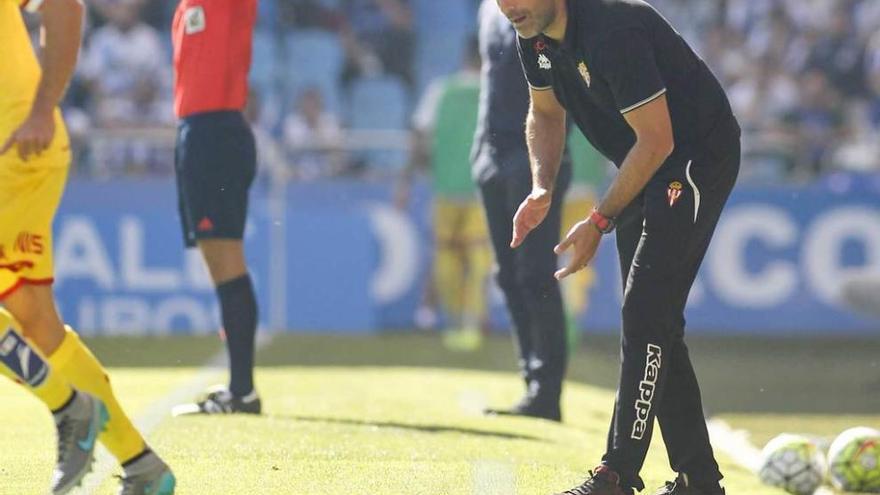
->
xmin=217 ymin=274 xmax=258 ymax=397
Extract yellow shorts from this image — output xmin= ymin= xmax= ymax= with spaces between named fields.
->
xmin=433 ymin=198 xmax=487 ymax=245
xmin=0 ymin=113 xmax=70 ymax=299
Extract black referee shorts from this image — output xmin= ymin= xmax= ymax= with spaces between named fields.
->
xmin=174 ymin=110 xmax=257 ymax=248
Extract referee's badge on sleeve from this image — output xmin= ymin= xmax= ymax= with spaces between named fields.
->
xmin=184 ymin=6 xmax=206 ymax=35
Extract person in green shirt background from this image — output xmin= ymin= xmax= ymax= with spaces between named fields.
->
xmin=397 ymin=39 xmax=491 ymax=350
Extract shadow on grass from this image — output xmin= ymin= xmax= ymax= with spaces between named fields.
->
xmin=85 ymin=332 xmax=880 ymax=415
xmin=267 ymin=413 xmax=549 ymax=443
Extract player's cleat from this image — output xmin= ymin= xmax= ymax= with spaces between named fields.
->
xmin=171 ymin=385 xmax=261 ymax=416
xmin=553 ymin=466 xmax=633 ymax=495
xmin=652 ymin=474 xmax=725 ymax=495
xmin=484 ymin=396 xmax=561 ymax=422
xmin=117 ymin=451 xmax=176 ymax=495
xmin=50 ymin=391 xmax=109 ymax=495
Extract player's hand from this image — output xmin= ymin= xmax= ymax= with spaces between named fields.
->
xmin=553 ymin=218 xmax=602 ymax=280
xmin=511 ymin=187 xmax=552 ymax=248
xmin=0 ymin=109 xmax=56 ymax=161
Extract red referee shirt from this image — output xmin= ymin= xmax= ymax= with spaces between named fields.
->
xmin=172 ymin=0 xmax=256 ymax=118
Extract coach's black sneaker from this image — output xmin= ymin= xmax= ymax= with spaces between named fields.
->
xmin=653 ymin=474 xmax=725 ymax=495
xmin=484 ymin=396 xmax=562 ymax=422
xmin=553 ymin=465 xmax=633 ymax=495
xmin=171 ymin=385 xmax=261 ymax=416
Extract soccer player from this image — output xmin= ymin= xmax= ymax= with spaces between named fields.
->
xmin=474 ymin=0 xmax=571 ymax=422
xmin=0 ymin=1 xmax=175 ymax=494
xmin=498 ymin=0 xmax=741 ymax=494
xmin=170 ymin=0 xmax=262 ymax=415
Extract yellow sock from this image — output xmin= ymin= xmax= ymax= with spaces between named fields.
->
xmin=48 ymin=327 xmax=145 ymax=463
xmin=0 ymin=309 xmax=73 ymax=411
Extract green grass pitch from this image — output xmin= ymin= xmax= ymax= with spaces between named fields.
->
xmin=0 ymin=333 xmax=877 ymax=494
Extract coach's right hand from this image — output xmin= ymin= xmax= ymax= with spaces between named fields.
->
xmin=0 ymin=109 xmax=56 ymax=161
xmin=511 ymin=187 xmax=552 ymax=248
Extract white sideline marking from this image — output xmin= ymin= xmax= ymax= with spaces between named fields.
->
xmin=473 ymin=460 xmax=517 ymax=495
xmin=80 ymin=334 xmax=274 ymax=494
xmin=706 ymin=418 xmax=835 ymax=495
xmin=460 ymin=391 xmax=517 ymax=494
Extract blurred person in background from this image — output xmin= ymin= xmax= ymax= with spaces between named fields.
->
xmin=474 ymin=0 xmax=570 ymax=421
xmin=77 ymin=0 xmax=172 ymax=176
xmin=170 ymin=0 xmax=262 ymax=416
xmin=340 ymin=0 xmax=415 ymax=87
xmin=805 ymin=6 xmax=866 ymax=99
xmin=0 ymin=0 xmax=175 ymax=493
xmin=282 ymin=87 xmax=348 ymax=180
xmin=782 ymin=70 xmax=847 ymax=177
xmin=78 ymin=0 xmax=169 ymax=128
xmin=397 ymin=39 xmax=491 ymax=352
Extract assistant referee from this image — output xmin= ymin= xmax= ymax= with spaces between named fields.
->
xmin=498 ymin=0 xmax=740 ymax=494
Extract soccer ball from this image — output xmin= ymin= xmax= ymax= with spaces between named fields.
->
xmin=827 ymin=427 xmax=880 ymax=492
xmin=758 ymin=433 xmax=826 ymax=495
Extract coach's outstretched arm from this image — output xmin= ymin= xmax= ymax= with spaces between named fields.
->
xmin=510 ymin=86 xmax=567 ymax=248
xmin=554 ymin=95 xmax=674 ymax=280
xmin=0 ymin=0 xmax=83 ymax=160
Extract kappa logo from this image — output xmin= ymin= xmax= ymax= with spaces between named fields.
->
xmin=667 ymin=181 xmax=683 ymax=207
xmin=0 ymin=333 xmax=16 ymax=357
xmin=538 ymin=53 xmax=552 ymax=70
xmin=0 ymin=331 xmax=48 ymax=386
xmin=578 ymin=61 xmax=591 ymax=87
xmin=184 ymin=6 xmax=206 ymax=35
xmin=16 ymin=345 xmax=30 ymax=382
xmin=632 ymin=343 xmax=662 ymax=440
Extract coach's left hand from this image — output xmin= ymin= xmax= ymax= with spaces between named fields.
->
xmin=554 ymin=218 xmax=601 ymax=280
xmin=0 ymin=109 xmax=56 ymax=161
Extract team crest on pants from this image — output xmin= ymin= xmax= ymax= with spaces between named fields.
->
xmin=667 ymin=181 xmax=683 ymax=207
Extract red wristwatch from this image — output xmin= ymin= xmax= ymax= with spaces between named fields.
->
xmin=589 ymin=209 xmax=616 ymax=234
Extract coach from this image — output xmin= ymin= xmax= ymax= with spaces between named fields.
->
xmin=498 ymin=0 xmax=741 ymax=493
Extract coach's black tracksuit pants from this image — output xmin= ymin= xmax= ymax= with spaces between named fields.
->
xmin=479 ymin=164 xmax=571 ymax=406
xmin=602 ymin=140 xmax=740 ymax=491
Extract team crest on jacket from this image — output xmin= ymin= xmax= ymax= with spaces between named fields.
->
xmin=667 ymin=181 xmax=683 ymax=207
xmin=578 ymin=61 xmax=591 ymax=87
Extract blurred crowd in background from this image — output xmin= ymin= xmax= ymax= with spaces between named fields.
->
xmin=23 ymin=0 xmax=880 ymax=182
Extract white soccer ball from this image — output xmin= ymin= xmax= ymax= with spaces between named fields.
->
xmin=827 ymin=426 xmax=880 ymax=493
xmin=758 ymin=433 xmax=826 ymax=495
